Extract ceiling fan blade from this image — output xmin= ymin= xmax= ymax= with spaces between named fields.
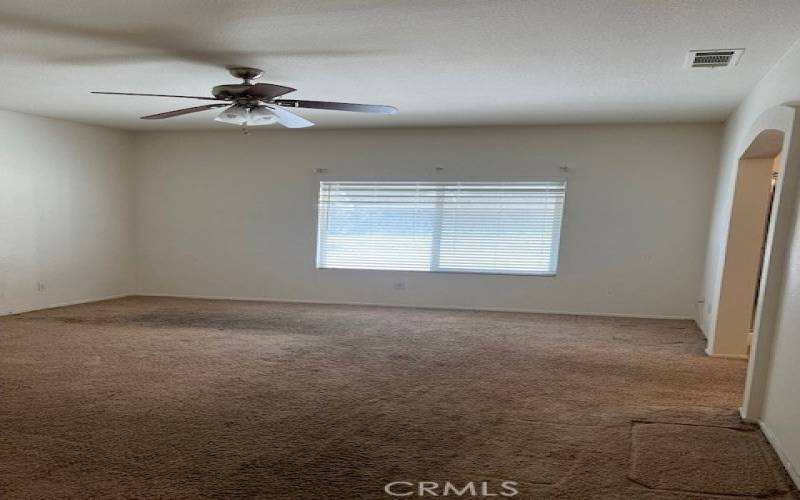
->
xmin=264 ymin=104 xmax=314 ymax=128
xmin=92 ymin=91 xmax=226 ymax=101
xmin=141 ymin=103 xmax=229 ymax=120
xmin=274 ymin=99 xmax=397 ymax=114
xmin=248 ymin=83 xmax=296 ymax=100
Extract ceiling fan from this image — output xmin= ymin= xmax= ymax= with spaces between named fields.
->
xmin=91 ymin=67 xmax=397 ymax=131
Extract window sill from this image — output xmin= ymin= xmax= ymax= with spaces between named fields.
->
xmin=316 ymin=266 xmax=558 ymax=277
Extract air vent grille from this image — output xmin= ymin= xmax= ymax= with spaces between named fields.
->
xmin=685 ymin=49 xmax=744 ymax=69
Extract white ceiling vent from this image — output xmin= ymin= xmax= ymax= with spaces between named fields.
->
xmin=685 ymin=49 xmax=744 ymax=69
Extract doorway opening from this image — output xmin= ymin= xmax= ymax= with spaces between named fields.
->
xmin=713 ymin=130 xmax=784 ymax=359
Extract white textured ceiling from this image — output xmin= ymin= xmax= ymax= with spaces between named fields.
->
xmin=1 ymin=0 xmax=799 ymax=130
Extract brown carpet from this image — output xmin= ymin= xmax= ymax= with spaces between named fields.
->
xmin=630 ymin=422 xmax=787 ymax=496
xmin=0 ymin=296 xmax=796 ymax=499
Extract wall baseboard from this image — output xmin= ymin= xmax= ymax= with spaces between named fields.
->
xmin=704 ymin=346 xmax=749 ymax=360
xmin=0 ymin=294 xmax=132 ymax=317
xmin=759 ymin=420 xmax=800 ymax=488
xmin=739 ymin=408 xmax=799 ymax=488
xmin=739 ymin=407 xmax=758 ymax=423
xmin=136 ymin=293 xmax=694 ymax=320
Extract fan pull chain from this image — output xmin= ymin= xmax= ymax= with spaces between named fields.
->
xmin=242 ymin=108 xmax=251 ymax=134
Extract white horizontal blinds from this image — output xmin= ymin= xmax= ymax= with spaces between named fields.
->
xmin=317 ymin=181 xmax=565 ymax=275
xmin=438 ymin=182 xmax=565 ymax=274
xmin=317 ymin=182 xmax=437 ymax=270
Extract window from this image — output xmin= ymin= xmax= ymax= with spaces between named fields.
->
xmin=316 ymin=180 xmax=566 ymax=275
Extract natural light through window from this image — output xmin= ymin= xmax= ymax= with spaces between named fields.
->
xmin=316 ymin=181 xmax=566 ymax=275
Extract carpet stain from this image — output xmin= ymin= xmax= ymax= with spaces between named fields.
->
xmin=0 ymin=296 xmax=796 ymax=499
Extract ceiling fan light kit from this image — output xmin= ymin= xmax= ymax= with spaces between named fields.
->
xmin=91 ymin=67 xmax=397 ymax=132
xmin=213 ymin=104 xmax=278 ymax=126
xmin=245 ymin=106 xmax=279 ymax=126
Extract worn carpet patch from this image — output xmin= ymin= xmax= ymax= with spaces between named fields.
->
xmin=629 ymin=422 xmax=790 ymax=497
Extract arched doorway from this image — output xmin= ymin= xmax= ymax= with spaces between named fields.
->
xmin=714 ymin=129 xmax=784 ymax=358
xmin=713 ymin=105 xmax=800 ymax=421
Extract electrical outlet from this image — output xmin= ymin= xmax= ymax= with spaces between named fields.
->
xmin=393 ymin=282 xmax=406 ymax=290
xmin=37 ymin=282 xmax=45 ymax=292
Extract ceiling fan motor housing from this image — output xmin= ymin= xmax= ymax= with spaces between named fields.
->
xmin=213 ymin=68 xmax=267 ymax=100
xmin=212 ymin=84 xmax=260 ymax=101
xmin=227 ymin=67 xmax=264 ymax=82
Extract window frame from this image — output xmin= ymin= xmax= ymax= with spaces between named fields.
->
xmin=315 ymin=178 xmax=567 ymax=277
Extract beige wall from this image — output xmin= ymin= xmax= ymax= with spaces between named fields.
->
xmin=133 ymin=124 xmax=720 ymax=318
xmin=700 ymin=39 xmax=800 ymax=341
xmin=700 ymin=39 xmax=800 ymax=485
xmin=0 ymin=110 xmax=134 ymax=314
